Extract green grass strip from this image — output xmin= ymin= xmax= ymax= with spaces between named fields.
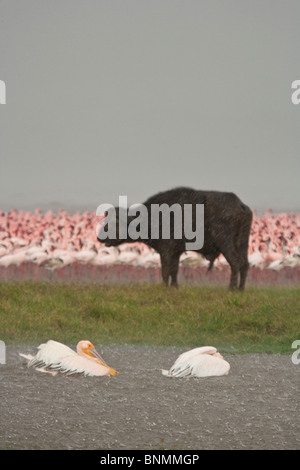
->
xmin=1 ymin=282 xmax=299 ymax=353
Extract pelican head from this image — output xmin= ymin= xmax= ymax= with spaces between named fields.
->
xmin=77 ymin=340 xmax=104 ymax=361
xmin=76 ymin=340 xmax=118 ymax=376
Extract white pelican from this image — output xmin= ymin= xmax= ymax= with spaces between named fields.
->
xmin=161 ymin=346 xmax=230 ymax=378
xmin=20 ymin=340 xmax=118 ymax=377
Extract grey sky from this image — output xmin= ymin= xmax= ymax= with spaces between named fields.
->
xmin=0 ymin=0 xmax=299 ymax=213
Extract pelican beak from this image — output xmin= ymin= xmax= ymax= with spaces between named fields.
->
xmin=85 ymin=346 xmax=119 ymax=376
xmin=88 ymin=346 xmax=108 ymax=367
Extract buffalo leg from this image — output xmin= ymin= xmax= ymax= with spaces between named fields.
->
xmin=169 ymin=253 xmax=180 ymax=287
xmin=161 ymin=262 xmax=170 ymax=286
xmin=222 ymin=248 xmax=240 ymax=290
xmin=237 ymin=209 xmax=252 ymax=290
xmin=239 ymin=257 xmax=249 ymax=290
xmin=160 ymin=252 xmax=180 ymax=287
xmin=229 ymin=264 xmax=239 ymax=290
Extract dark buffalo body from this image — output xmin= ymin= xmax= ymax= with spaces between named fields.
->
xmin=97 ymin=187 xmax=253 ymax=290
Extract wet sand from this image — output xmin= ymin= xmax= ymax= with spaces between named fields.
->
xmin=1 ymin=344 xmax=299 ymax=450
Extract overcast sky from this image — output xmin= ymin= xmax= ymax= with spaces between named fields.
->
xmin=0 ymin=0 xmax=299 ymax=213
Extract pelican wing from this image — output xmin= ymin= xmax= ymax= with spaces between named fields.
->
xmin=177 ymin=354 xmax=230 ymax=378
xmin=22 ymin=340 xmax=110 ymax=376
xmin=27 ymin=340 xmax=76 ymax=366
xmin=162 ymin=346 xmax=230 ymax=378
xmin=43 ymin=353 xmax=111 ymax=376
xmin=172 ymin=346 xmax=218 ymax=366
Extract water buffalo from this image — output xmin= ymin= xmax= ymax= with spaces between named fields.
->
xmin=97 ymin=187 xmax=253 ymax=290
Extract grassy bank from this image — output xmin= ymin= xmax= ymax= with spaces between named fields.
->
xmin=0 ymin=282 xmax=299 ymax=353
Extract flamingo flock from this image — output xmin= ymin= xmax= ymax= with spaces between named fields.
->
xmin=0 ymin=208 xmax=299 ymax=272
